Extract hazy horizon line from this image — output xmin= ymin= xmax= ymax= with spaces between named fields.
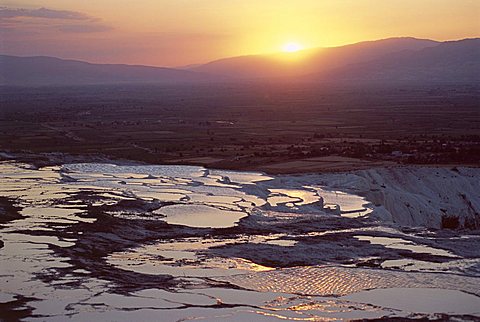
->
xmin=2 ymin=35 xmax=478 ymax=69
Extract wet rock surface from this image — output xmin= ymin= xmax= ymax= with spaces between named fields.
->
xmin=0 ymin=158 xmax=479 ymax=320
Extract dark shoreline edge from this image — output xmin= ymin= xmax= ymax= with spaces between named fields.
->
xmin=2 ymin=150 xmax=478 ymax=176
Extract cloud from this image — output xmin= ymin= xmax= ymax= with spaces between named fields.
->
xmin=0 ymin=7 xmax=112 ymax=33
xmin=0 ymin=7 xmax=91 ymax=20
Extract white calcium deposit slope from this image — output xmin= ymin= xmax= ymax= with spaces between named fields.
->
xmin=309 ymin=167 xmax=479 ymax=228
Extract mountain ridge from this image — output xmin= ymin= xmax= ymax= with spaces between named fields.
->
xmin=0 ymin=55 xmax=215 ymax=86
xmin=308 ymin=38 xmax=480 ymax=83
xmin=1 ymin=37 xmax=478 ymax=86
xmin=190 ymin=37 xmax=441 ymax=78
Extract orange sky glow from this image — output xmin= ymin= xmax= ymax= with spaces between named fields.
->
xmin=1 ymin=0 xmax=479 ymax=66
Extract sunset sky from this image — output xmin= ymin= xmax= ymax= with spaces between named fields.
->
xmin=1 ymin=0 xmax=479 ymax=66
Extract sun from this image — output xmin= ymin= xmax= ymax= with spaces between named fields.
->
xmin=282 ymin=42 xmax=303 ymax=53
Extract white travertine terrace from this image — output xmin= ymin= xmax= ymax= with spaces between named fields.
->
xmin=0 ymin=161 xmax=479 ymax=320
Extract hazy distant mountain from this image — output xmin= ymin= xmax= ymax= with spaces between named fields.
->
xmin=1 ymin=37 xmax=478 ymax=86
xmin=312 ymin=38 xmax=480 ymax=83
xmin=191 ymin=37 xmax=440 ymax=78
xmin=0 ymin=56 xmax=211 ymax=86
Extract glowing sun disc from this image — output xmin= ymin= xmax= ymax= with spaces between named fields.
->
xmin=282 ymin=42 xmax=303 ymax=53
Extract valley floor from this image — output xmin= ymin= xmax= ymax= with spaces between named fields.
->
xmin=1 ymin=84 xmax=479 ymax=174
